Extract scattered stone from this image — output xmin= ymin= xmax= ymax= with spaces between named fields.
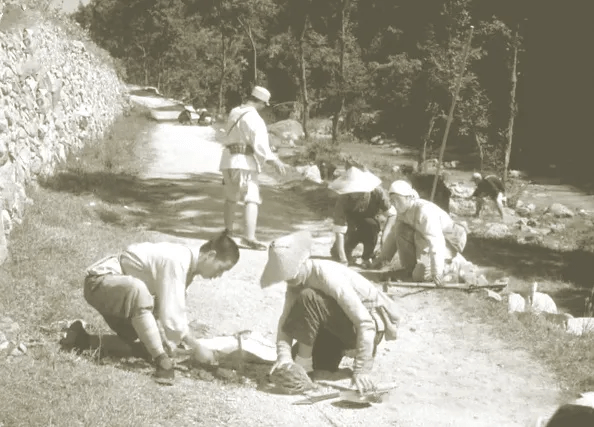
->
xmin=545 ymin=203 xmax=574 ymax=218
xmin=485 ymin=223 xmax=510 ymax=239
xmin=508 ymin=293 xmax=526 ymax=313
xmin=566 ymin=317 xmax=594 ymax=336
xmin=295 ymin=164 xmax=322 ymax=184
xmin=515 ymin=203 xmax=536 ymax=217
xmin=485 ymin=289 xmax=503 ymax=302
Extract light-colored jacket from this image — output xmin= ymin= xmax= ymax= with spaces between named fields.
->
xmin=382 ymin=198 xmax=455 ymax=275
xmin=218 ymin=104 xmax=276 ymax=173
xmin=86 ymin=242 xmax=200 ymax=345
xmin=276 ymin=259 xmax=401 ymax=375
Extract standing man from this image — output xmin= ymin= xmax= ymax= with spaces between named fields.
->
xmin=63 ymin=231 xmax=240 ymax=384
xmin=219 ymin=86 xmax=287 ymax=250
xmin=471 ymin=172 xmax=507 ymax=219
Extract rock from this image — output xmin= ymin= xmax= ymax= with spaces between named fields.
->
xmin=485 ymin=223 xmax=510 ymax=239
xmin=545 ymin=203 xmax=574 ymax=218
xmin=295 ymin=164 xmax=322 ymax=184
xmin=508 ymin=293 xmax=526 ymax=313
xmin=515 ymin=203 xmax=536 ymax=217
xmin=485 ymin=289 xmax=503 ymax=302
xmin=549 ymin=223 xmax=566 ymax=233
xmin=449 ymin=198 xmax=476 ymax=216
xmin=566 ymin=317 xmax=594 ymax=336
xmin=267 ymin=119 xmax=304 ymax=144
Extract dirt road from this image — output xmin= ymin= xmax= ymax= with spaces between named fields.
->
xmin=131 ymin=120 xmax=562 ymax=426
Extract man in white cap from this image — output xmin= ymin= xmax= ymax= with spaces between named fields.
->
xmin=372 ymin=180 xmax=467 ymax=285
xmin=261 ymin=231 xmax=401 ymax=394
xmin=328 ymin=160 xmax=397 ymax=267
xmin=471 ymin=172 xmax=506 ymax=219
xmin=219 ymin=86 xmax=287 ymax=250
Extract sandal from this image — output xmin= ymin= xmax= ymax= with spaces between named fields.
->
xmin=240 ymin=238 xmax=268 ymax=251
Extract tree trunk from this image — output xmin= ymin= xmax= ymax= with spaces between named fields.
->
xmin=298 ymin=16 xmax=310 ymax=139
xmin=331 ymin=0 xmax=350 ymax=144
xmin=420 ymin=113 xmax=438 ymax=170
xmin=503 ymin=27 xmax=520 ymax=185
xmin=474 ymin=132 xmax=485 ymax=172
xmin=218 ymin=31 xmax=227 ymax=116
xmin=238 ymin=18 xmax=257 ymax=85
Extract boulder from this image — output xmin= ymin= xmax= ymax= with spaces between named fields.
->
xmin=545 ymin=203 xmax=574 ymax=218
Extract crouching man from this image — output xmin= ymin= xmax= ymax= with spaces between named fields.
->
xmin=65 ymin=231 xmax=240 ymax=384
xmin=471 ymin=172 xmax=507 ymax=219
xmin=329 ymin=162 xmax=397 ymax=268
xmin=372 ymin=180 xmax=468 ymax=285
xmin=261 ymin=231 xmax=401 ymax=394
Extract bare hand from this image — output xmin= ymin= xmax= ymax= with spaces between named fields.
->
xmin=191 ymin=342 xmax=217 ymax=365
xmin=274 ymin=159 xmax=287 ymax=176
xmin=352 ymin=373 xmax=376 ymax=395
xmin=433 ymin=274 xmax=444 ymax=287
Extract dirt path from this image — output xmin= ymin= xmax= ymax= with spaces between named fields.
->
xmin=129 ymin=118 xmax=563 ymax=426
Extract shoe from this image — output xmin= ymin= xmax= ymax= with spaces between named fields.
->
xmin=240 ymin=237 xmax=267 ymax=251
xmin=60 ymin=320 xmax=91 ymax=353
xmin=154 ymin=353 xmax=175 ymax=385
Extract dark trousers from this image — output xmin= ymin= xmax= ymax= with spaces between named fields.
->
xmin=283 ymin=288 xmax=381 ymax=372
xmin=331 ymin=217 xmax=381 ymax=261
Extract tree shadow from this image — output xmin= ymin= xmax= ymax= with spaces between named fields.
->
xmin=40 ymin=169 xmax=329 ymax=242
xmin=464 ymin=234 xmax=594 ymax=315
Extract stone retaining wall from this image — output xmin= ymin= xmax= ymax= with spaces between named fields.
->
xmin=0 ymin=5 xmax=128 ymax=263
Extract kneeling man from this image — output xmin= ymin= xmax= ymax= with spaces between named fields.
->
xmin=261 ymin=231 xmax=401 ymax=394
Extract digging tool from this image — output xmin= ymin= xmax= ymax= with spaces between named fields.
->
xmin=293 ymin=383 xmax=398 ymax=405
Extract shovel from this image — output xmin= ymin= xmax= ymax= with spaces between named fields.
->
xmin=293 ymin=382 xmax=397 ymax=405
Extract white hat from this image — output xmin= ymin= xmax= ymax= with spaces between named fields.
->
xmin=260 ymin=231 xmax=313 ymax=288
xmin=472 ymin=172 xmax=483 ymax=182
xmin=328 ymin=167 xmax=381 ymax=195
xmin=251 ymin=86 xmax=271 ymax=106
xmin=388 ymin=180 xmax=417 ymax=197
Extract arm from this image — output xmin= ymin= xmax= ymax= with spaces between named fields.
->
xmin=376 ymin=187 xmax=397 ymax=247
xmin=247 ymin=114 xmax=285 ymax=172
xmin=417 ymin=206 xmax=448 ymax=279
xmin=275 ymin=287 xmax=299 ymax=363
xmin=332 ymin=196 xmax=349 ymax=264
xmin=154 ymin=259 xmax=191 ymax=346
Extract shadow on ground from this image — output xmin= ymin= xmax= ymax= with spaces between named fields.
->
xmin=41 ymin=169 xmax=330 ymax=243
xmin=465 ymin=235 xmax=594 ymax=315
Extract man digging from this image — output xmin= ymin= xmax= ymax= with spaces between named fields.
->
xmin=372 ymin=180 xmax=470 ymax=285
xmin=471 ymin=172 xmax=507 ymax=220
xmin=329 ymin=159 xmax=397 ymax=268
xmin=61 ymin=231 xmax=240 ymax=384
xmin=261 ymin=231 xmax=401 ymax=395
xmin=219 ymin=86 xmax=287 ymax=250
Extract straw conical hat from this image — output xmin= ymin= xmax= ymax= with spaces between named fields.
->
xmin=328 ymin=167 xmax=381 ymax=195
xmin=260 ymin=231 xmax=313 ymax=287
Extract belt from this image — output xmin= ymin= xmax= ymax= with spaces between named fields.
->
xmin=226 ymin=144 xmax=254 ymax=155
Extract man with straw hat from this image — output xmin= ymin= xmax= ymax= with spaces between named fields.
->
xmin=261 ymin=231 xmax=401 ymax=394
xmin=328 ymin=160 xmax=397 ymax=268
xmin=219 ymin=86 xmax=288 ymax=251
xmin=372 ymin=180 xmax=468 ymax=285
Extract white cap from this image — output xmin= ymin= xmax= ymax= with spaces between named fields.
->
xmin=472 ymin=172 xmax=482 ymax=181
xmin=251 ymin=86 xmax=271 ymax=105
xmin=389 ymin=180 xmax=417 ymax=197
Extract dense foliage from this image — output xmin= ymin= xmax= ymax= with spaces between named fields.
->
xmin=70 ymin=0 xmax=592 ymax=181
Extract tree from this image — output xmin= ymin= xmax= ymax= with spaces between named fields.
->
xmin=502 ymin=23 xmax=521 ymax=184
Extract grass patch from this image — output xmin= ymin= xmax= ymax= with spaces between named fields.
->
xmin=444 ymin=291 xmax=594 ymax=401
xmin=0 ymin=110 xmax=190 ymax=425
